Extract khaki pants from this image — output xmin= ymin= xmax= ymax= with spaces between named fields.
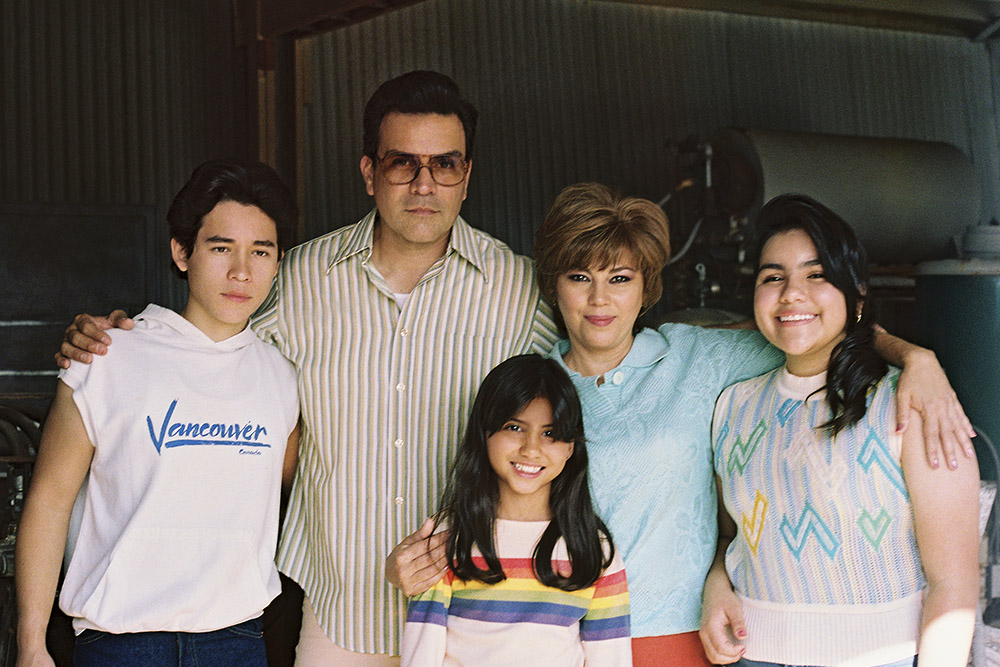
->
xmin=294 ymin=598 xmax=400 ymax=667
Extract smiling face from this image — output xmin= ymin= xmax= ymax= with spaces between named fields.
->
xmin=360 ymin=112 xmax=471 ymax=255
xmin=171 ymin=200 xmax=280 ymax=342
xmin=555 ymin=250 xmax=644 ymax=374
xmin=755 ymin=228 xmax=849 ymax=376
xmin=487 ymin=396 xmax=575 ymax=521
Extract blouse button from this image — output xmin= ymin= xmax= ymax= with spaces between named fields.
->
xmin=612 ymin=371 xmax=625 ymax=385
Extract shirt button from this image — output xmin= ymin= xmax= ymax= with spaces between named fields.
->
xmin=394 ymin=438 xmax=404 ymax=449
xmin=612 ymin=371 xmax=625 ymax=385
xmin=400 ymin=328 xmax=409 ymax=337
xmin=394 ymin=496 xmax=404 ymax=506
xmin=395 ymin=382 xmax=405 ymax=392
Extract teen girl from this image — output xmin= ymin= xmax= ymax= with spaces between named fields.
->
xmin=401 ymin=354 xmax=631 ymax=666
xmin=701 ymin=194 xmax=980 ymax=666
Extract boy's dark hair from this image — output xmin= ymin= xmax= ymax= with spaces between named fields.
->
xmin=755 ymin=194 xmax=887 ymax=435
xmin=167 ymin=159 xmax=298 ymax=278
xmin=362 ymin=70 xmax=479 ymax=160
xmin=436 ymin=354 xmax=613 ymax=591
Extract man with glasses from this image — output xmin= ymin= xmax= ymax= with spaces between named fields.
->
xmin=58 ymin=70 xmax=555 ymax=666
xmin=250 ymin=71 xmax=557 ymax=665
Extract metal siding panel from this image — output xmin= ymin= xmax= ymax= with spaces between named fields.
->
xmin=0 ymin=0 xmax=247 ymax=310
xmin=300 ymin=0 xmax=999 ymax=253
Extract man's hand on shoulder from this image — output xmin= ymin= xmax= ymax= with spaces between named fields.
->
xmin=385 ymin=517 xmax=449 ymax=596
xmin=55 ymin=310 xmax=134 ymax=368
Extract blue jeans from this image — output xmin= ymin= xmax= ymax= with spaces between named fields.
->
xmin=739 ymin=658 xmax=915 ymax=667
xmin=73 ymin=616 xmax=266 ymax=667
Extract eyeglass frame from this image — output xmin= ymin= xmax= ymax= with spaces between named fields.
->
xmin=374 ymin=150 xmax=470 ymax=186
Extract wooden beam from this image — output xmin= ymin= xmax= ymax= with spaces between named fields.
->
xmin=259 ymin=0 xmax=425 ymax=37
xmin=599 ymin=0 xmax=1000 ymax=37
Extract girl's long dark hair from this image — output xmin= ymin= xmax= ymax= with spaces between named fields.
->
xmin=755 ymin=194 xmax=887 ymax=435
xmin=435 ymin=354 xmax=613 ymax=591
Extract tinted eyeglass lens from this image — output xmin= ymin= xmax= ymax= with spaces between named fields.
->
xmin=381 ymin=154 xmax=467 ymax=185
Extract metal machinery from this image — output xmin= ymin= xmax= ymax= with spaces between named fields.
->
xmin=0 ymin=407 xmax=41 ymax=666
xmin=659 ymin=128 xmax=981 ymax=338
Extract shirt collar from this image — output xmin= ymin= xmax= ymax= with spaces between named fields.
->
xmin=622 ymin=327 xmax=671 ymax=368
xmin=328 ymin=209 xmax=378 ymax=271
xmin=447 ymin=214 xmax=488 ymax=279
xmin=136 ymin=303 xmax=259 ymax=352
xmin=551 ymin=326 xmax=670 ymax=377
xmin=326 ymin=208 xmax=489 ymax=280
xmin=777 ymin=366 xmax=827 ymax=401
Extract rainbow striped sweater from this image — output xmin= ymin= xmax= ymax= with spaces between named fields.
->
xmin=400 ymin=519 xmax=631 ymax=666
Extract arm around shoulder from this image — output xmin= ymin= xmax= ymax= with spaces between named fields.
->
xmin=874 ymin=327 xmax=976 ymax=468
xmin=385 ymin=518 xmax=449 ymax=596
xmin=55 ymin=310 xmax=134 ymax=368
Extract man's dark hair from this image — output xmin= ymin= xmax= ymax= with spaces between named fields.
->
xmin=362 ymin=70 xmax=479 ymax=161
xmin=167 ymin=159 xmax=298 ymax=278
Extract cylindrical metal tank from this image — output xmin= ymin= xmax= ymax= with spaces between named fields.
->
xmin=708 ymin=129 xmax=982 ymax=264
xmin=916 ymin=259 xmax=1000 ymax=480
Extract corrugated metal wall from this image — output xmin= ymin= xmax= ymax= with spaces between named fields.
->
xmin=1 ymin=0 xmax=251 ymax=308
xmin=300 ymin=0 xmax=1000 ymax=255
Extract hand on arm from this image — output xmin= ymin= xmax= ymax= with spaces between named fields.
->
xmin=873 ymin=327 xmax=975 ymax=469
xmin=385 ymin=518 xmax=449 ymax=596
xmin=15 ymin=382 xmax=95 ymax=666
xmin=55 ymin=310 xmax=134 ymax=368
xmin=901 ymin=409 xmax=979 ymax=666
xmin=699 ymin=477 xmax=746 ymax=664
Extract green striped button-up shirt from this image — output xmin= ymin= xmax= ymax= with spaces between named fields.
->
xmin=253 ymin=209 xmax=558 ymax=654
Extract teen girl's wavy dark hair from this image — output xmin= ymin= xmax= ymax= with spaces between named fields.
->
xmin=755 ymin=194 xmax=887 ymax=435
xmin=435 ymin=354 xmax=613 ymax=591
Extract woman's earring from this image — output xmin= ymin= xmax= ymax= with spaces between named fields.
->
xmin=856 ymin=310 xmax=862 ymax=324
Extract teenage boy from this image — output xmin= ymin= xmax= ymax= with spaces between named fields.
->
xmin=15 ymin=159 xmax=301 ymax=667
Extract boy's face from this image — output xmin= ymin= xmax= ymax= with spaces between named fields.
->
xmin=171 ymin=200 xmax=280 ymax=341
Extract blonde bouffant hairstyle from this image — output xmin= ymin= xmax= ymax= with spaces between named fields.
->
xmin=534 ymin=182 xmax=671 ymax=317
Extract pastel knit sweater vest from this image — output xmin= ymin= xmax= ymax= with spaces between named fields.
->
xmin=712 ymin=367 xmax=922 ymax=665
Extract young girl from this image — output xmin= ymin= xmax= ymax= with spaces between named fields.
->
xmin=701 ymin=194 xmax=980 ymax=666
xmin=401 ymin=354 xmax=631 ymax=666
